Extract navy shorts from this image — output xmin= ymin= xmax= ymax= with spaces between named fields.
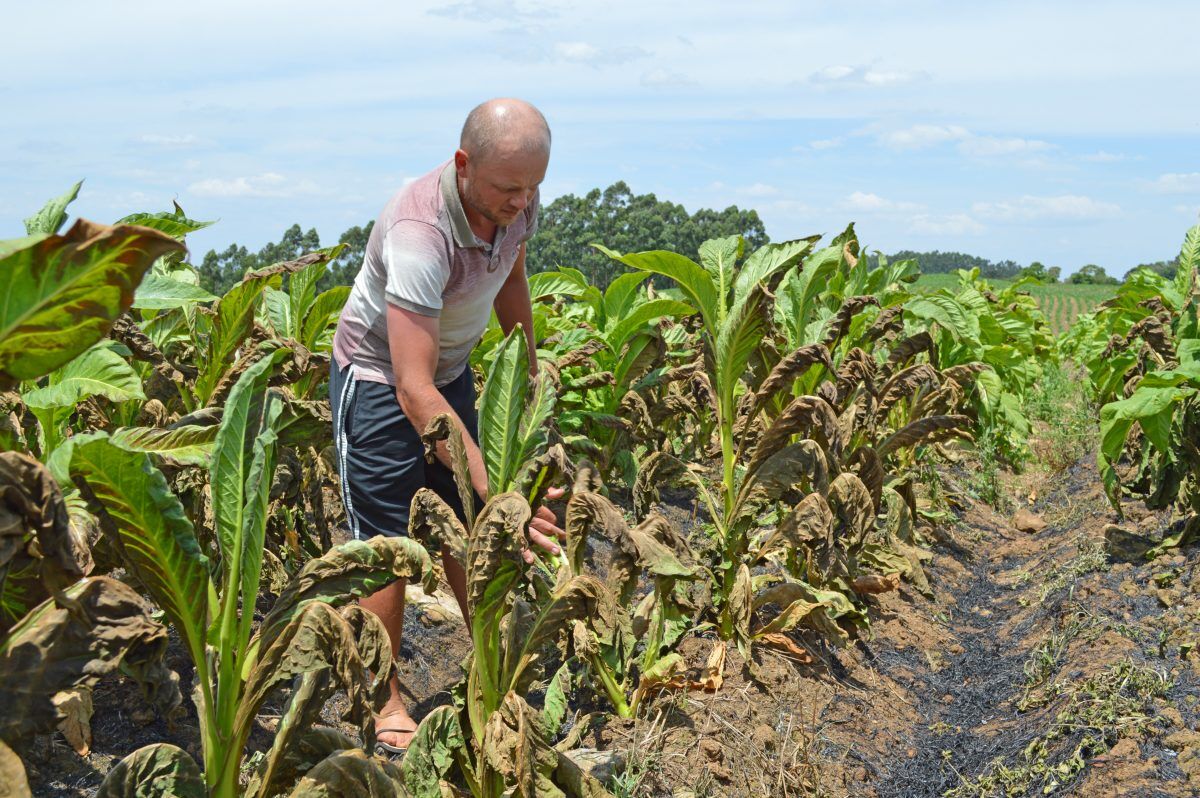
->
xmin=330 ymin=359 xmax=478 ymax=539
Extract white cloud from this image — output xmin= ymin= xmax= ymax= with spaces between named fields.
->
xmin=1174 ymin=204 xmax=1200 ymax=218
xmin=1146 ymin=172 xmax=1200 ymax=194
xmin=1080 ymin=150 xmax=1127 ymax=162
xmin=808 ymin=64 xmax=925 ymax=88
xmin=137 ymin=133 xmax=204 ymax=148
xmin=972 ymin=194 xmax=1121 ymax=222
xmin=187 ymin=172 xmax=319 ymax=199
xmin=736 ymin=182 xmax=780 ymax=197
xmin=909 ymin=213 xmax=986 ymax=236
xmin=877 ymin=124 xmax=1052 ymax=157
xmin=641 ymin=68 xmax=696 ymax=88
xmin=429 ymin=0 xmax=545 ymax=22
xmin=808 ymin=137 xmax=843 ymax=150
xmin=958 ymin=136 xmax=1051 ymax=157
xmin=840 ymin=191 xmax=922 ymax=213
xmin=553 ymin=41 xmax=646 ymax=66
xmin=878 ymin=124 xmax=970 ymax=150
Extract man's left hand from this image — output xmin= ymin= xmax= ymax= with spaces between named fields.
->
xmin=523 ymin=486 xmax=567 ymax=564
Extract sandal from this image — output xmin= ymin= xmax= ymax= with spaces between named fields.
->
xmin=374 ymin=724 xmax=417 ymax=758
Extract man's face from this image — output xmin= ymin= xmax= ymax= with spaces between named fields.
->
xmin=456 ymin=145 xmax=548 ymax=228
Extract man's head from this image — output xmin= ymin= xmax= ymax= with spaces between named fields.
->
xmin=455 ymin=98 xmax=550 ymax=228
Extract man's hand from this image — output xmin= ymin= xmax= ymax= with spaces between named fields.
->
xmin=522 ymin=486 xmax=566 ymax=564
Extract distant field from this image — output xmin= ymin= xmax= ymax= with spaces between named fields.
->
xmin=912 ymin=274 xmax=1116 ymax=334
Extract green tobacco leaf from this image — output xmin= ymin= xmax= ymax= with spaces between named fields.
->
xmin=95 ymin=743 xmax=204 ymax=798
xmin=594 ymin=244 xmax=720 ymax=334
xmin=1098 ymin=385 xmax=1194 ymax=507
xmin=133 ymin=272 xmax=218 ymax=309
xmin=258 ymin=537 xmax=432 ymax=652
xmin=108 ymin=424 xmax=218 ymax=467
xmin=698 ymin=235 xmax=743 ymax=313
xmin=22 ymin=343 xmax=145 ymax=409
xmin=0 ymin=219 xmax=184 ymax=390
xmin=0 ymin=577 xmax=173 ymax=745
xmin=604 ymin=299 xmax=693 ymax=352
xmin=301 ymin=286 xmax=351 ymax=352
xmin=210 ymin=352 xmax=286 ymax=663
xmin=287 ymin=259 xmax=327 ymax=341
xmin=287 ymin=749 xmax=408 ymax=797
xmin=601 ymin=272 xmax=649 ymax=323
xmin=528 ymin=269 xmax=590 ymax=300
xmin=116 ymin=208 xmax=215 ymax=240
xmin=70 ymin=437 xmax=213 ymax=684
xmin=1177 ymin=223 xmax=1199 ymax=297
xmin=195 ymin=270 xmax=284 ymax=403
xmin=905 ymin=294 xmax=981 ymax=345
xmin=715 ymin=282 xmax=773 ymax=409
xmin=401 ymin=705 xmax=465 ymax=798
xmin=24 ymin=181 xmax=82 ymax=236
xmin=479 ymin=328 xmax=532 ymax=494
xmin=732 ymin=235 xmax=819 ymax=306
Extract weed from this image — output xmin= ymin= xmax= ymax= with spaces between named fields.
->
xmin=1026 ymin=360 xmax=1097 ymax=473
xmin=945 ymin=659 xmax=1170 ymax=797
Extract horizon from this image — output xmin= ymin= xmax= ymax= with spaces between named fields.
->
xmin=4 ymin=0 xmax=1198 ymax=277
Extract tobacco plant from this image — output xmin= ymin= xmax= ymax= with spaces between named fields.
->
xmin=69 ymin=351 xmax=433 ymax=798
xmin=1094 ymin=224 xmax=1200 ymax=552
xmin=0 ymin=197 xmax=186 ymax=787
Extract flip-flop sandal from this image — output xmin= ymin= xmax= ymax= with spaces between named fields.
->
xmin=374 ymin=726 xmax=416 ymax=758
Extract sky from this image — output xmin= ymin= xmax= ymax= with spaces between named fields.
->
xmin=3 ymin=0 xmax=1199 ymax=277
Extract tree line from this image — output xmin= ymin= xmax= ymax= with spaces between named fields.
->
xmin=195 ymin=183 xmax=1170 ymax=294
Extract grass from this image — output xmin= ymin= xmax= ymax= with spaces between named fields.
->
xmin=1026 ymin=360 xmax=1098 ymax=472
xmin=912 ymin=275 xmax=1117 ymax=334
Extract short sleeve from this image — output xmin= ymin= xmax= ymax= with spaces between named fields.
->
xmin=520 ymin=190 xmax=540 ymax=243
xmin=383 ymin=220 xmax=450 ymax=317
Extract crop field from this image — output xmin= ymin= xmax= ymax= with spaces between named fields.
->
xmin=2 ymin=186 xmax=1200 ymax=798
xmin=914 ymin=274 xmax=1117 ymax=334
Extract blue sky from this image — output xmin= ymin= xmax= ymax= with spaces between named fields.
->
xmin=3 ymin=0 xmax=1199 ymax=277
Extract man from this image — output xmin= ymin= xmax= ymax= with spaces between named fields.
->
xmin=329 ymin=98 xmax=564 ymax=753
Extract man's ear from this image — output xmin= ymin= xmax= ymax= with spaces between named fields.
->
xmin=454 ymin=149 xmax=469 ymax=175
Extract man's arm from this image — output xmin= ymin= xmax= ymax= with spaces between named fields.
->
xmin=387 ymin=303 xmax=490 ymax=502
xmin=386 ymin=300 xmax=563 ymax=559
xmin=492 ymin=242 xmax=538 ymax=375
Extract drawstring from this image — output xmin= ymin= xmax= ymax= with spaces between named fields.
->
xmin=334 ymin=362 xmax=362 ymax=540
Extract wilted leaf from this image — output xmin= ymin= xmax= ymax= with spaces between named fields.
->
xmin=0 ymin=739 xmax=31 ymax=798
xmin=95 ymin=743 xmax=204 ymax=798
xmin=465 ymin=494 xmax=530 ymax=612
xmin=755 ymin=633 xmax=812 ymax=662
xmin=729 ymin=564 xmax=753 ymax=657
xmin=408 ymin=488 xmax=468 ymax=563
xmin=260 ymin=536 xmax=433 ymax=650
xmin=746 ymin=343 xmax=832 ymax=420
xmin=0 ymin=451 xmax=91 ymax=595
xmin=877 ymin=415 xmax=972 ymax=458
xmin=238 ymin=603 xmax=375 ymax=760
xmin=850 ymin=573 xmax=900 ymax=594
xmin=747 ymin=395 xmax=842 ymax=476
xmin=287 ymin=749 xmax=409 ymax=798
xmin=0 ymin=577 xmax=175 ymax=744
xmin=0 ymin=219 xmax=184 ymax=390
xmin=402 ymin=706 xmax=465 ymax=798
xmin=53 ymin=687 xmax=93 ymax=755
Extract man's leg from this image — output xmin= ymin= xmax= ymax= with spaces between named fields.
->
xmin=333 ymin=366 xmax=428 ymax=750
xmin=359 ymin=579 xmax=415 ymax=745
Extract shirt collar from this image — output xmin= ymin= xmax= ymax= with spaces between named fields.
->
xmin=440 ymin=160 xmax=489 ymax=250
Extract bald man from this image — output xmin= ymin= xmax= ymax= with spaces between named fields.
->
xmin=330 ymin=98 xmax=564 ymax=753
